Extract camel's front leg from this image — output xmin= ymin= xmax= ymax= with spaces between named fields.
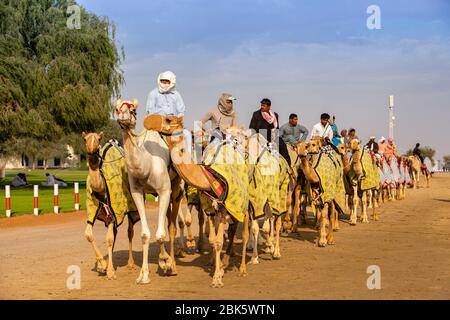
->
xmin=263 ymin=217 xmax=275 ymax=255
xmin=127 ymin=216 xmax=135 ymax=269
xmin=272 ymin=215 xmax=282 ymax=259
xmin=222 ymin=220 xmax=238 ymax=270
xmin=176 ymin=205 xmax=187 ymax=258
xmin=291 ymin=185 xmax=301 ymax=232
xmin=371 ymin=189 xmax=379 ymax=221
xmin=349 ymin=187 xmax=358 ymax=225
xmin=196 ymin=206 xmax=208 ymax=253
xmin=166 ymin=195 xmax=182 ymax=276
xmin=360 ymin=191 xmax=369 ymax=223
xmin=300 ymin=193 xmax=308 ymax=225
xmin=327 ymin=202 xmax=335 ymax=245
xmin=106 ymin=223 xmax=117 ymax=279
xmin=239 ymin=213 xmax=250 ymax=276
xmin=318 ymin=204 xmax=328 ymax=247
xmin=84 ymin=224 xmax=107 ymax=273
xmin=210 ymin=215 xmax=225 ymax=288
xmin=249 ymin=219 xmax=260 ymax=265
xmin=185 ymin=204 xmax=196 ymax=251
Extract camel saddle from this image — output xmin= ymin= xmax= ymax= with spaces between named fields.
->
xmin=144 ymin=114 xmax=184 ymax=135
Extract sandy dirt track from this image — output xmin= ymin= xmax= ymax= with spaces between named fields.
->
xmin=1 ymin=174 xmax=450 ymax=300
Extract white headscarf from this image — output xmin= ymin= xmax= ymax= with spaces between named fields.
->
xmin=157 ymin=71 xmax=176 ymax=93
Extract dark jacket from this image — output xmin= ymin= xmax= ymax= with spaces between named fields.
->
xmin=366 ymin=140 xmax=379 ymax=153
xmin=249 ymin=109 xmax=290 ymax=166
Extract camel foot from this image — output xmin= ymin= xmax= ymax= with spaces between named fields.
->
xmin=264 ymin=245 xmax=275 ymax=255
xmin=127 ymin=260 xmax=136 ymax=270
xmin=186 ymin=237 xmax=196 ymax=250
xmin=360 ymin=217 xmax=369 ymax=224
xmin=221 ymin=254 xmax=230 ymax=270
xmin=272 ymin=250 xmax=281 ymax=260
xmin=318 ymin=240 xmax=327 ymax=247
xmin=210 ymin=269 xmax=224 ymax=288
xmin=350 ymin=220 xmax=357 ymax=226
xmin=106 ymin=269 xmax=116 ymax=280
xmin=327 ymin=239 xmax=335 ymax=245
xmin=239 ymin=268 xmax=248 ymax=277
xmin=249 ymin=257 xmax=260 ymax=265
xmin=283 ymin=221 xmax=292 ymax=232
xmin=176 ymin=247 xmax=187 ymax=258
xmin=158 ymin=252 xmax=171 ymax=273
xmin=135 ymin=269 xmax=150 ymax=285
xmin=96 ymin=259 xmax=107 ymax=274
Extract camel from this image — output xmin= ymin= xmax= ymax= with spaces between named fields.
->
xmin=347 ymin=139 xmax=379 ymax=225
xmin=115 ymin=99 xmax=183 ymax=284
xmin=408 ymin=155 xmax=422 ymax=189
xmin=82 ymin=132 xmax=135 ymax=280
xmin=295 ymin=141 xmax=336 ymax=247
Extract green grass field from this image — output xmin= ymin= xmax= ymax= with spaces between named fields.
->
xmin=0 ymin=169 xmax=155 ymax=218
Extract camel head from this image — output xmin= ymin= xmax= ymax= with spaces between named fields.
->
xmin=349 ymin=139 xmax=361 ymax=152
xmin=306 ymin=139 xmax=321 ymax=154
xmin=115 ymin=99 xmax=139 ymax=129
xmin=336 ymin=143 xmax=348 ymax=155
xmin=82 ymin=132 xmax=104 ymax=156
xmin=296 ymin=142 xmax=309 ymax=157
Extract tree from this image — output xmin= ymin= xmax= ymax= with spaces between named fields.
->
xmin=0 ymin=0 xmax=124 ymax=162
xmin=443 ymin=155 xmax=450 ymax=164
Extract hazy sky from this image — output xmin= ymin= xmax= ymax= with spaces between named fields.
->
xmin=78 ymin=0 xmax=450 ymax=161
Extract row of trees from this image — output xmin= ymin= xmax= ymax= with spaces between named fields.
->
xmin=0 ymin=0 xmax=124 ymax=171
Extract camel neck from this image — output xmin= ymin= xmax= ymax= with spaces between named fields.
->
xmin=122 ymin=128 xmax=144 ymax=174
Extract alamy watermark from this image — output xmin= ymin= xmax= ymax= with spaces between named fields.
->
xmin=367 ymin=5 xmax=381 ymax=30
xmin=366 ymin=265 xmax=381 ymax=290
xmin=67 ymin=5 xmax=81 ymax=30
xmin=66 ymin=265 xmax=81 ymax=290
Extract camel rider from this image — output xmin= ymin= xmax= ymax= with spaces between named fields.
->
xmin=329 ymin=115 xmax=342 ymax=147
xmin=280 ymin=113 xmax=309 ymax=146
xmin=366 ymin=136 xmax=379 ymax=154
xmin=249 ymin=98 xmax=291 ymax=166
xmin=200 ymin=93 xmax=238 ymax=145
xmin=378 ymin=137 xmax=387 ymax=155
xmin=145 ymin=71 xmax=192 ymax=157
xmin=413 ymin=143 xmax=424 ymax=164
xmin=383 ymin=138 xmax=399 ymax=160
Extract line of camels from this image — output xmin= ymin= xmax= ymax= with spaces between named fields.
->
xmin=82 ymin=100 xmax=431 ymax=288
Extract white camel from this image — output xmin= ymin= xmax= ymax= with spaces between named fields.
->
xmin=115 ymin=99 xmax=184 ymax=284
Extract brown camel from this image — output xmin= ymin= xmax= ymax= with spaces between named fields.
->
xmin=82 ymin=132 xmax=135 ymax=280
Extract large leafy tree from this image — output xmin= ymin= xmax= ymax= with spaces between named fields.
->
xmin=0 ymin=0 xmax=124 ymax=164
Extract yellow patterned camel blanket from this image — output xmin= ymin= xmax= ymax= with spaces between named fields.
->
xmin=248 ymin=147 xmax=292 ymax=219
xmin=202 ymin=140 xmax=249 ymax=223
xmin=359 ymin=148 xmax=380 ymax=192
xmin=310 ymin=146 xmax=346 ymax=213
xmin=86 ymin=140 xmax=140 ymax=228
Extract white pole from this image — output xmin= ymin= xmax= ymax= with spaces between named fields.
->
xmin=74 ymin=182 xmax=80 ymax=211
xmin=389 ymin=95 xmax=395 ymax=140
xmin=54 ymin=184 xmax=59 ymax=214
xmin=5 ymin=185 xmax=11 ymax=218
xmin=33 ymin=185 xmax=39 ymax=216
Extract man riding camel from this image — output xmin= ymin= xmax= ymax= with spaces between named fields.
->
xmin=280 ymin=113 xmax=309 ymax=146
xmin=413 ymin=143 xmax=424 ymax=164
xmin=200 ymin=93 xmax=238 ymax=144
xmin=145 ymin=71 xmax=192 ymax=156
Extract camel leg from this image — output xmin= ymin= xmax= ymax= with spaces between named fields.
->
xmin=249 ymin=219 xmax=260 ymax=265
xmin=84 ymin=224 xmax=107 ymax=273
xmin=105 ymin=223 xmax=116 ymax=280
xmin=210 ymin=215 xmax=225 ymax=288
xmin=185 ymin=205 xmax=196 ymax=251
xmin=372 ymin=190 xmax=379 ymax=221
xmin=273 ymin=215 xmax=282 ymax=259
xmin=127 ymin=216 xmax=135 ymax=269
xmin=345 ymin=194 xmax=349 ymax=211
xmin=239 ymin=213 xmax=250 ymax=277
xmin=327 ymin=202 xmax=335 ymax=245
xmin=350 ymin=187 xmax=358 ymax=225
xmin=360 ymin=191 xmax=369 ymax=223
xmin=130 ymin=183 xmax=151 ymax=285
xmin=300 ymin=193 xmax=308 ymax=225
xmin=176 ymin=206 xmax=187 ymax=258
xmin=222 ymin=221 xmax=238 ymax=270
xmin=263 ymin=217 xmax=275 ymax=255
xmin=197 ymin=207 xmax=208 ymax=253
xmin=333 ymin=200 xmax=340 ymax=231
xmin=291 ymin=186 xmax=301 ymax=232
xmin=166 ymin=190 xmax=182 ymax=276
xmin=318 ymin=204 xmax=328 ymax=247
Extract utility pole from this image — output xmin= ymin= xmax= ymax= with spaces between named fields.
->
xmin=389 ymin=95 xmax=395 ymax=140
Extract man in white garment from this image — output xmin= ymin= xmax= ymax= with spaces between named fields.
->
xmin=310 ymin=113 xmax=333 ymax=142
